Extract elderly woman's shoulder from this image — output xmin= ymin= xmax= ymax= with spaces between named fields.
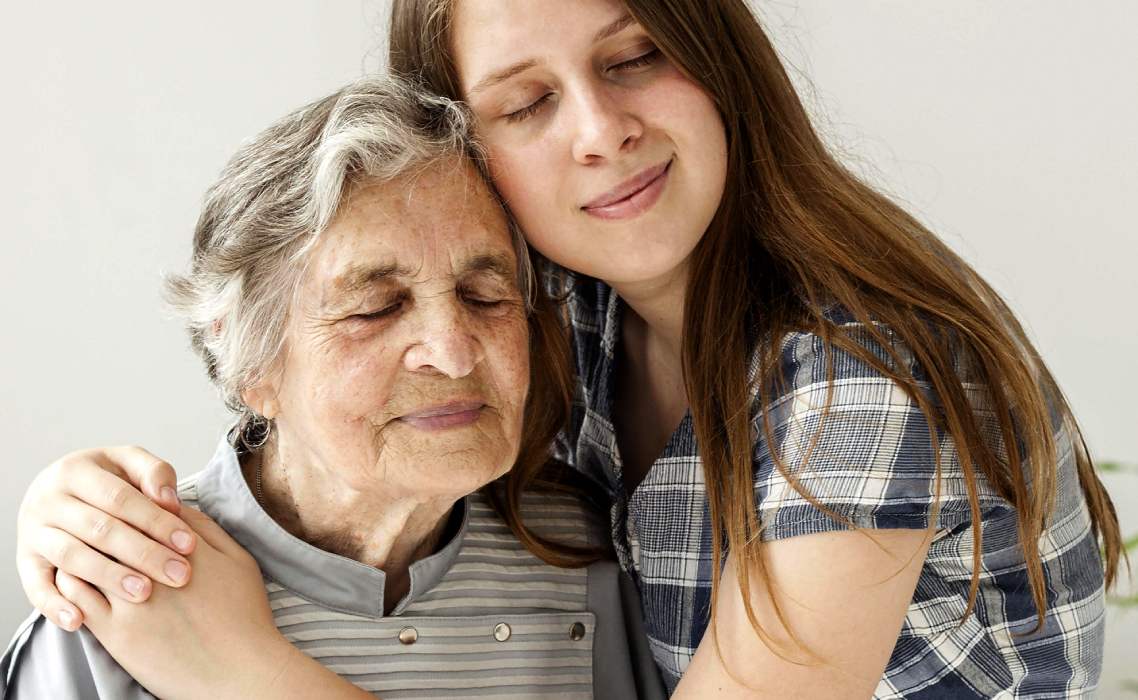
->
xmin=176 ymin=472 xmax=204 ymax=509
xmin=1 ymin=613 xmax=156 ymax=699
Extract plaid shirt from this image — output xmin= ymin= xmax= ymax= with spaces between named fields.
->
xmin=554 ymin=273 xmax=1106 ymax=697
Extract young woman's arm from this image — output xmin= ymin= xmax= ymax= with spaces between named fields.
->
xmin=672 ymin=528 xmax=931 ymax=700
xmin=57 ymin=506 xmax=373 ymax=700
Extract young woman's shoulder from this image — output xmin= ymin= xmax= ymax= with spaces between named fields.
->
xmin=765 ymin=304 xmax=977 ymax=395
xmin=757 ymin=310 xmax=1106 ymax=695
xmin=751 ymin=308 xmax=1011 ymax=541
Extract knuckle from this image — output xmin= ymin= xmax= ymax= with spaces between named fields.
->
xmin=18 ymin=491 xmax=54 ymax=527
xmin=137 ymin=543 xmax=165 ymax=571
xmin=105 ymin=484 xmax=131 ymax=510
xmin=89 ymin=516 xmax=114 ymax=542
xmin=49 ymin=457 xmax=76 ymax=483
xmin=142 ymin=506 xmax=168 ymax=534
xmin=54 ymin=448 xmax=94 ymax=476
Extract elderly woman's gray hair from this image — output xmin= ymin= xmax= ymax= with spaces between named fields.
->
xmin=165 ymin=77 xmax=535 ymax=447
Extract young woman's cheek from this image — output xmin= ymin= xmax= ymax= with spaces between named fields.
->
xmin=487 ymin=109 xmax=587 ymax=249
xmin=483 ymin=147 xmax=559 ymax=253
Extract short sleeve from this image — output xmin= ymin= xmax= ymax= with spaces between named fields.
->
xmin=753 ymin=322 xmax=1013 ymax=543
xmin=1 ymin=612 xmax=155 ymax=699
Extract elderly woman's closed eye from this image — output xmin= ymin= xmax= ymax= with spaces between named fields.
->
xmin=1 ymin=78 xmax=664 ymax=700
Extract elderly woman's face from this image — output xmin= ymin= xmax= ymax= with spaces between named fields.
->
xmin=259 ymin=159 xmax=530 ymax=500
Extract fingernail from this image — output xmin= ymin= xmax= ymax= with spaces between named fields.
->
xmin=122 ymin=575 xmax=147 ymax=597
xmin=165 ymin=560 xmax=189 ymax=584
xmin=171 ymin=530 xmax=193 ymax=552
xmin=160 ymin=486 xmax=180 ymax=504
xmin=58 ymin=609 xmax=75 ymax=630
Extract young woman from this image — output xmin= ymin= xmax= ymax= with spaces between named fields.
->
xmin=12 ymin=0 xmax=1122 ymax=696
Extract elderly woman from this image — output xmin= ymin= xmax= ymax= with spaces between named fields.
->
xmin=1 ymin=77 xmax=664 ymax=699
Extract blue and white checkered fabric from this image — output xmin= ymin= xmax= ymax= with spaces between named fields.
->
xmin=553 ymin=272 xmax=1106 ymax=697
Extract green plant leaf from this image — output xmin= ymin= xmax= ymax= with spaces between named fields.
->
xmin=1099 ymin=460 xmax=1137 ymax=474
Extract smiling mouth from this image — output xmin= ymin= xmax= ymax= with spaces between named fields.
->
xmin=398 ymin=401 xmax=487 ymax=430
xmin=581 ymin=159 xmax=672 ymax=221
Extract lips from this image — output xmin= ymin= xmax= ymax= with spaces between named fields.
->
xmin=581 ymin=159 xmax=672 ymax=220
xmin=398 ymin=400 xmax=486 ymax=430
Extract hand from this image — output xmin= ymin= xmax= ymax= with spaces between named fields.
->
xmin=56 ymin=507 xmax=295 ymax=700
xmin=16 ymin=446 xmax=196 ymax=631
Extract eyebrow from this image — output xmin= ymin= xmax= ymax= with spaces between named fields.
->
xmin=327 ymin=252 xmax=515 ymax=300
xmin=329 ymin=262 xmax=412 ymax=297
xmin=466 ymin=13 xmax=637 ymax=97
xmin=468 ymin=59 xmax=539 ymax=96
xmin=460 ymin=252 xmax=516 ymax=280
xmin=593 ymin=13 xmax=636 ymax=43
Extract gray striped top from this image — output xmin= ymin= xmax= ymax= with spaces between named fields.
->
xmin=1 ymin=439 xmax=665 ymax=699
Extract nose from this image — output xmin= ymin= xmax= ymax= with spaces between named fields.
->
xmin=403 ymin=303 xmax=485 ymax=379
xmin=570 ymin=80 xmax=643 ymax=164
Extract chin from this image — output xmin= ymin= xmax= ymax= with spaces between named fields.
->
xmin=592 ymin=248 xmax=693 ymax=286
xmin=578 ymin=222 xmax=702 ymax=284
xmin=418 ymin=453 xmax=514 ymax=490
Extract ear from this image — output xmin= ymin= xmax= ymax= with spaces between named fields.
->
xmin=242 ymin=380 xmax=281 ymax=420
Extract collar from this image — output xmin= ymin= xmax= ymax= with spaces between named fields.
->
xmin=192 ymin=438 xmax=469 ymax=618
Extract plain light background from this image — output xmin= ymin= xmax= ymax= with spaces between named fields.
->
xmin=1 ymin=0 xmax=1135 ymax=692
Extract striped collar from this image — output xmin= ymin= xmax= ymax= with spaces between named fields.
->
xmin=193 ymin=438 xmax=469 ymax=618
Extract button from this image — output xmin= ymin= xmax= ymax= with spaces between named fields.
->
xmin=569 ymin=622 xmax=586 ymax=641
xmin=493 ymin=622 xmax=512 ymax=642
xmin=398 ymin=626 xmax=418 ymax=645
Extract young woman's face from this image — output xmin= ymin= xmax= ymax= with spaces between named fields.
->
xmin=452 ymin=0 xmax=728 ymax=289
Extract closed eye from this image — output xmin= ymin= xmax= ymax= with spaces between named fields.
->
xmin=348 ymin=301 xmax=403 ymax=321
xmin=609 ymin=47 xmax=661 ymax=73
xmin=462 ymin=295 xmax=506 ymax=309
xmin=504 ymin=93 xmax=552 ymax=124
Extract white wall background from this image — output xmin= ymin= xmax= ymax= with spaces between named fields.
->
xmin=1 ymin=0 xmax=1134 ymax=692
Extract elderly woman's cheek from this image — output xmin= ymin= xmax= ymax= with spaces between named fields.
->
xmin=482 ymin=309 xmax=530 ymax=436
xmin=481 ymin=307 xmax=529 ymax=375
xmin=311 ymin=335 xmax=399 ymax=424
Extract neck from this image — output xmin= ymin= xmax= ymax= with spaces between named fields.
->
xmin=243 ymin=443 xmax=456 ymax=613
xmin=606 ymin=262 xmax=688 ymax=367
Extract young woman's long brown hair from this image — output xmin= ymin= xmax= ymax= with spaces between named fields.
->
xmin=388 ymin=0 xmax=1123 ymax=648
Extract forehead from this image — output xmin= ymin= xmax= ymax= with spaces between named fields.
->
xmin=307 ymin=158 xmax=514 ymax=287
xmin=451 ymin=0 xmax=630 ymax=74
